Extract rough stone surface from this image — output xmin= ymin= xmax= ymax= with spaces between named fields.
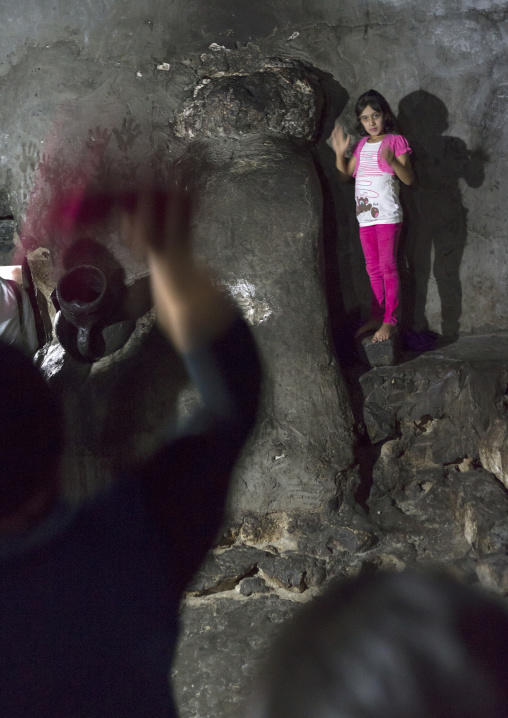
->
xmin=479 ymin=417 xmax=508 ymax=490
xmin=360 ymin=334 xmax=508 ymax=449
xmin=174 ymin=56 xmax=323 ymax=143
xmin=476 ymin=554 xmax=508 ymax=596
xmin=237 ymin=576 xmax=270 ymax=597
xmin=178 ymin=137 xmax=355 ymax=516
xmin=0 ymin=190 xmax=16 ymax=264
xmin=173 ymin=456 xmax=504 ymax=715
xmin=173 ymin=595 xmax=301 ymax=718
xmin=0 ymin=220 xmax=15 ymax=247
xmin=0 ymin=187 xmax=11 ymax=216
xmin=449 ymin=469 xmax=508 ymax=557
xmin=257 ymin=552 xmax=327 ymax=592
xmin=358 ymin=332 xmax=402 ymax=367
xmin=187 ymin=546 xmax=271 ymax=596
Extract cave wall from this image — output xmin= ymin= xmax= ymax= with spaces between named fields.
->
xmin=2 ymin=5 xmax=508 ymax=713
xmin=1 ymin=0 xmax=506 ymax=337
xmin=0 ymin=1 xmax=506 ymax=517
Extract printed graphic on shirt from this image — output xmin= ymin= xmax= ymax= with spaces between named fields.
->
xmin=355 ymin=142 xmax=403 ymax=226
xmin=356 ymin=197 xmax=380 ymax=218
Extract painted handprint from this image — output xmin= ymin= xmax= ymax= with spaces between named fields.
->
xmin=38 ymin=152 xmax=65 ymax=182
xmin=86 ymin=126 xmax=112 ymax=155
xmin=112 ymin=116 xmax=142 ymax=154
xmin=18 ymin=141 xmax=40 ymax=175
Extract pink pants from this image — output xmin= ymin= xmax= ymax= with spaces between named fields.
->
xmin=359 ymin=222 xmax=402 ymax=326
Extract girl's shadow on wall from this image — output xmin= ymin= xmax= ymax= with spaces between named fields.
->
xmin=397 ymin=91 xmax=487 ymax=339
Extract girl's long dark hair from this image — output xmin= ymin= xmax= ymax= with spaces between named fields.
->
xmin=355 ymin=89 xmax=398 ymax=136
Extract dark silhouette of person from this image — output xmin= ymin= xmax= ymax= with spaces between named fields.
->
xmin=0 ymin=189 xmax=261 ymax=717
xmin=397 ymin=91 xmax=486 ymax=338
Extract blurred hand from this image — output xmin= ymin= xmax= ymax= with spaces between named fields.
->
xmin=120 ymin=190 xmax=234 ymax=350
xmin=330 ymin=125 xmax=351 ymax=156
xmin=48 ymin=186 xmax=234 ymax=351
xmin=120 ymin=190 xmax=192 ymax=265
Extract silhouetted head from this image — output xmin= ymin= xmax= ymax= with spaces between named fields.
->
xmin=249 ymin=570 xmax=508 ymax=718
xmin=0 ymin=341 xmax=63 ymax=520
xmin=355 ymin=89 xmax=398 ymax=136
xmin=398 ymin=91 xmax=449 ymax=137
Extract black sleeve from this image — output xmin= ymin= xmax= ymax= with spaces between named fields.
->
xmin=135 ymin=315 xmax=262 ymax=593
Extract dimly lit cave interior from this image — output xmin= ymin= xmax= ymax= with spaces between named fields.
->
xmin=1 ymin=2 xmax=507 ymax=715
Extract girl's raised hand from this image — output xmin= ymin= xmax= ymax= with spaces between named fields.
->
xmin=330 ymin=125 xmax=350 ymax=156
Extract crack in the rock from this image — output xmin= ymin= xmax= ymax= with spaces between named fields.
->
xmin=186 ymin=566 xmax=261 ymax=598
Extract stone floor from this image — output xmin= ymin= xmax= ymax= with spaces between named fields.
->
xmin=172 ymin=333 xmax=508 ymax=718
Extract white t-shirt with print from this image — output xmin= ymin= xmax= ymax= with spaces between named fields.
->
xmin=355 ymin=141 xmax=403 ymax=226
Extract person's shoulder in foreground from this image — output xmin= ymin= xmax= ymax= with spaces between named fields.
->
xmin=0 ymin=188 xmax=261 ymax=718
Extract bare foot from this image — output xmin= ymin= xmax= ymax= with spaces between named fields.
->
xmin=372 ymin=323 xmax=398 ymax=343
xmin=354 ymin=319 xmax=382 ymax=338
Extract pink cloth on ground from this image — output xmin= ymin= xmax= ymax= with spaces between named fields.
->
xmin=359 ymin=222 xmax=402 ymax=326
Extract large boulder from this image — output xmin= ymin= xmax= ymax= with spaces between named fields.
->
xmin=174 ymin=135 xmax=355 ymax=517
xmin=171 ymin=53 xmax=355 ymax=518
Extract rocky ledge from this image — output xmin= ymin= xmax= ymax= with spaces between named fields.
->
xmin=173 ymin=333 xmax=508 ymax=718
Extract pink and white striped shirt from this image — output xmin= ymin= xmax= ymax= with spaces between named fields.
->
xmin=352 ymin=134 xmax=411 ymax=226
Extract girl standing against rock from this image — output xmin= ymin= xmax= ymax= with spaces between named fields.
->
xmin=331 ymin=89 xmax=414 ymax=343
